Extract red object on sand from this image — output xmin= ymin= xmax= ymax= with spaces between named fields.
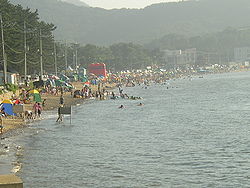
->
xmin=88 ymin=63 xmax=107 ymax=78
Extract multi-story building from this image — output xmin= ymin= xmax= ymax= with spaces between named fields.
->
xmin=162 ymin=48 xmax=196 ymax=67
xmin=234 ymin=47 xmax=250 ymax=62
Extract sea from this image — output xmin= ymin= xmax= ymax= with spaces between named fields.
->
xmin=1 ymin=71 xmax=250 ymax=187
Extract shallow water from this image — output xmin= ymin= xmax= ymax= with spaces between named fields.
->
xmin=7 ymin=71 xmax=250 ymax=187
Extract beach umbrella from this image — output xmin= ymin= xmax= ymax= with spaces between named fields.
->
xmin=29 ymin=89 xmax=39 ymax=94
xmin=1 ymin=100 xmax=15 ymax=115
xmin=83 ymin=81 xmax=90 ymax=87
xmin=29 ymin=90 xmax=42 ymax=102
xmin=33 ymin=93 xmax=42 ymax=102
xmin=2 ymin=99 xmax=13 ymax=104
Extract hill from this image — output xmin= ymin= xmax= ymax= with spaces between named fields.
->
xmin=60 ymin=0 xmax=89 ymax=7
xmin=9 ymin=0 xmax=250 ymax=45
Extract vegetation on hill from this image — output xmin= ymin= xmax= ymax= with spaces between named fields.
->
xmin=0 ymin=0 xmax=56 ymax=74
xmin=0 ymin=0 xmax=159 ymax=75
xmin=3 ymin=0 xmax=250 ymax=77
xmin=9 ymin=0 xmax=250 ymax=45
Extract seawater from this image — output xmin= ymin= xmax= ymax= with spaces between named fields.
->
xmin=11 ymin=71 xmax=250 ymax=187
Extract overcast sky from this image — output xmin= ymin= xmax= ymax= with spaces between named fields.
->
xmin=82 ymin=0 xmax=179 ymax=9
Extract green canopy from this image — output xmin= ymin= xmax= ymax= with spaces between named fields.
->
xmin=55 ymin=79 xmax=65 ymax=87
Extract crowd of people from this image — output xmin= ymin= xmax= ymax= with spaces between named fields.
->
xmin=0 ymin=64 xmax=241 ymax=133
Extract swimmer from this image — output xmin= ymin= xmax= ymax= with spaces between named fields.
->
xmin=119 ymin=105 xmax=124 ymax=109
xmin=138 ymin=103 xmax=144 ymax=106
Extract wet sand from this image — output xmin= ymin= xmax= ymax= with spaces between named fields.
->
xmin=0 ymin=82 xmax=116 ymax=174
xmin=1 ymin=82 xmax=115 ymax=135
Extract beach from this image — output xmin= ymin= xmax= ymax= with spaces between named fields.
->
xmin=0 ymin=67 xmax=249 ymax=177
xmin=0 ymin=81 xmax=116 ymax=175
xmin=6 ymin=71 xmax=250 ymax=188
xmin=0 ymin=82 xmax=115 ymax=135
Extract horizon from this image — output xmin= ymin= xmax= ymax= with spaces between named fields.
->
xmin=82 ymin=0 xmax=179 ymax=9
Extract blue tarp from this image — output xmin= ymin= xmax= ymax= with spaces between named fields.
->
xmin=2 ymin=103 xmax=15 ymax=116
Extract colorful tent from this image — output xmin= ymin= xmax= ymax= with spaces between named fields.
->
xmin=1 ymin=100 xmax=15 ymax=116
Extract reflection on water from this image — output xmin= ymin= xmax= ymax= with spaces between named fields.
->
xmin=13 ymin=72 xmax=250 ymax=187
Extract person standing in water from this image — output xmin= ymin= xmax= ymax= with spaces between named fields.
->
xmin=59 ymin=95 xmax=64 ymax=107
xmin=37 ymin=103 xmax=42 ymax=118
xmin=56 ymin=107 xmax=63 ymax=122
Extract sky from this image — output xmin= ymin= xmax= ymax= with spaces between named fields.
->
xmin=82 ymin=0 xmax=179 ymax=9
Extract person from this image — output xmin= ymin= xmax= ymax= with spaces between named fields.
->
xmin=0 ymin=107 xmax=7 ymax=117
xmin=138 ymin=103 xmax=144 ymax=106
xmin=0 ymin=125 xmax=3 ymax=134
xmin=119 ymin=105 xmax=124 ymax=109
xmin=37 ymin=103 xmax=42 ymax=118
xmin=59 ymin=95 xmax=64 ymax=106
xmin=56 ymin=107 xmax=63 ymax=122
xmin=33 ymin=102 xmax=39 ymax=118
xmin=42 ymin=99 xmax=46 ymax=107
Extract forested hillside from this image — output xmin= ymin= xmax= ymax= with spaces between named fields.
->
xmin=0 ymin=0 xmax=56 ymax=74
xmin=9 ymin=0 xmax=250 ymax=45
xmin=0 ymin=0 xmax=159 ymax=74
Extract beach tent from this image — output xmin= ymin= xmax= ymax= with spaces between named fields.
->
xmin=29 ymin=90 xmax=42 ymax=102
xmin=55 ymin=79 xmax=65 ymax=87
xmin=83 ymin=81 xmax=90 ymax=87
xmin=60 ymin=75 xmax=70 ymax=82
xmin=1 ymin=99 xmax=15 ymax=116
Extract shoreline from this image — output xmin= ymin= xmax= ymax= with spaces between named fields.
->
xmin=0 ymin=82 xmax=116 ymax=175
xmin=0 ymin=69 xmax=249 ymax=175
xmin=0 ymin=82 xmax=116 ymax=135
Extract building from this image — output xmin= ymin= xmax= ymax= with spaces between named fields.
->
xmin=162 ymin=48 xmax=196 ymax=67
xmin=0 ymin=71 xmax=19 ymax=85
xmin=234 ymin=47 xmax=250 ymax=62
xmin=88 ymin=63 xmax=107 ymax=78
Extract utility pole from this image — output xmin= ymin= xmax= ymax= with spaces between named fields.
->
xmin=0 ymin=14 xmax=7 ymax=84
xmin=24 ymin=21 xmax=27 ymax=81
xmin=75 ymin=47 xmax=78 ymax=71
xmin=39 ymin=28 xmax=43 ymax=80
xmin=54 ymin=41 xmax=57 ymax=76
xmin=64 ymin=43 xmax=67 ymax=72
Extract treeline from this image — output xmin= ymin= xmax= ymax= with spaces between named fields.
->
xmin=77 ymin=43 xmax=162 ymax=71
xmin=9 ymin=0 xmax=250 ymax=45
xmin=146 ymin=27 xmax=250 ymax=63
xmin=5 ymin=0 xmax=250 ymax=76
xmin=0 ymin=0 xmax=57 ymax=75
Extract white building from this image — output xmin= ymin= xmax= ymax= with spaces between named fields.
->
xmin=234 ymin=47 xmax=250 ymax=62
xmin=162 ymin=48 xmax=196 ymax=67
xmin=0 ymin=72 xmax=19 ymax=85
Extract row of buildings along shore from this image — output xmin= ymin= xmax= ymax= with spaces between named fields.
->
xmin=162 ymin=47 xmax=250 ymax=68
xmin=2 ymin=46 xmax=250 ymax=86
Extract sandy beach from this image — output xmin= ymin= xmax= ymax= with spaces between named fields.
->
xmin=0 ymin=82 xmax=116 ymax=135
xmin=0 ymin=81 xmax=116 ymax=176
